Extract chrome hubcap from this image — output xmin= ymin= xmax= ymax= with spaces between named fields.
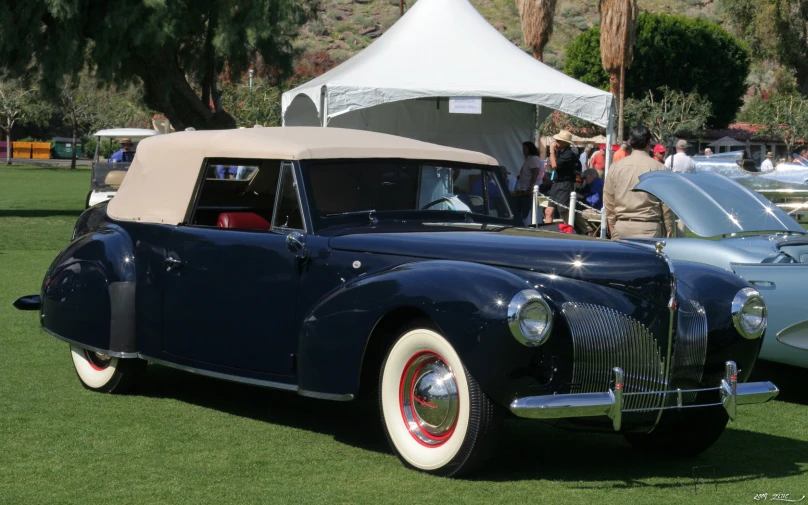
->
xmin=84 ymin=350 xmax=111 ymax=370
xmin=400 ymin=352 xmax=459 ymax=446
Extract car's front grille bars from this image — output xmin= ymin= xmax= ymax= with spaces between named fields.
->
xmin=669 ymin=300 xmax=709 ymax=403
xmin=562 ymin=302 xmax=666 ymax=411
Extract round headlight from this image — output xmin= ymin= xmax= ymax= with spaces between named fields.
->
xmin=731 ymin=287 xmax=767 ymax=339
xmin=507 ymin=289 xmax=553 ymax=346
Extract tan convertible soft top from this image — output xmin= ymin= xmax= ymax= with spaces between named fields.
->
xmin=107 ymin=127 xmax=499 ymax=225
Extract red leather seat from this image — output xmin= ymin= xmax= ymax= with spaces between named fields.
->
xmin=217 ymin=212 xmax=271 ymax=230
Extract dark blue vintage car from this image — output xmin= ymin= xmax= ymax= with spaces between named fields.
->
xmin=15 ymin=128 xmax=779 ymax=476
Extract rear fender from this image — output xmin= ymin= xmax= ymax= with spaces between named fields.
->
xmin=41 ymin=228 xmax=137 ymax=355
xmin=731 ymin=263 xmax=808 ymax=367
xmin=297 ymin=260 xmax=536 ymax=401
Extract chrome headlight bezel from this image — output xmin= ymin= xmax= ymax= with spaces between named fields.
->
xmin=731 ymin=287 xmax=767 ymax=340
xmin=507 ymin=289 xmax=553 ymax=346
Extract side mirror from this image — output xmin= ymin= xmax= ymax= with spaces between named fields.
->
xmin=286 ymin=231 xmax=309 ymax=261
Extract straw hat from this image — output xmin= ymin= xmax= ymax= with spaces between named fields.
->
xmin=766 ymin=152 xmax=773 ymax=158
xmin=553 ymin=130 xmax=573 ymax=143
xmin=119 ymin=138 xmax=133 ymax=146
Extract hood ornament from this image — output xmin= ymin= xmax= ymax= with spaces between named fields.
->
xmin=655 ymin=241 xmax=666 ymax=254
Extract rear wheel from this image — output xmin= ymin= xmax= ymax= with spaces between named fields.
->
xmin=70 ymin=345 xmax=147 ymax=394
xmin=379 ymin=327 xmax=501 ymax=477
xmin=624 ymin=406 xmax=729 ymax=457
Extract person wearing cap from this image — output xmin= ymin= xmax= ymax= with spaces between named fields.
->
xmin=589 ymin=143 xmax=607 ymax=178
xmin=761 ymin=151 xmax=774 ymax=171
xmin=603 ymin=125 xmax=675 ymax=240
xmin=612 ymin=142 xmax=630 ymax=163
xmin=664 ymin=139 xmax=695 ymax=173
xmin=652 ymin=144 xmax=666 ymax=163
xmin=544 ymin=130 xmax=581 ymax=225
xmin=109 ymin=138 xmax=135 ymax=162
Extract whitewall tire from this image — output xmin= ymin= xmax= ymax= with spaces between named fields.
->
xmin=379 ymin=327 xmax=501 ymax=477
xmin=70 ymin=345 xmax=146 ymax=393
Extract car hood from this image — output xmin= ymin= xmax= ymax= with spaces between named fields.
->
xmin=329 ymin=226 xmax=673 ymax=308
xmin=634 ymin=171 xmax=805 ymax=237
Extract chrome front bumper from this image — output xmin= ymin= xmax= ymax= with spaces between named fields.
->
xmin=509 ymin=361 xmax=779 ymax=431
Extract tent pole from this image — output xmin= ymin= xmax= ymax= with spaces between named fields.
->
xmin=600 ymin=107 xmax=615 ymax=238
xmin=320 ymin=86 xmax=328 ymax=127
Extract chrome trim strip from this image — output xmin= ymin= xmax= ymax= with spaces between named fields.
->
xmin=653 ymin=242 xmax=677 ymax=428
xmin=140 ymin=354 xmax=298 ymax=392
xmin=42 ymin=328 xmax=140 ymax=359
xmin=298 ymin=389 xmax=355 ymax=401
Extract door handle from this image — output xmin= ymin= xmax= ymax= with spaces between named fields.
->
xmin=165 ymin=256 xmax=184 ymax=272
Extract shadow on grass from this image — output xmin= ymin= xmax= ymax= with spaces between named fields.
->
xmin=0 ymin=210 xmax=83 ymax=218
xmin=138 ymin=364 xmax=808 ymax=484
xmin=750 ymin=359 xmax=808 ymax=405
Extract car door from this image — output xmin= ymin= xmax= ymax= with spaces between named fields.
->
xmin=161 ymin=160 xmax=307 ymax=376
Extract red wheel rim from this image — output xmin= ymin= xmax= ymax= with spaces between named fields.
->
xmin=398 ymin=350 xmax=459 ymax=447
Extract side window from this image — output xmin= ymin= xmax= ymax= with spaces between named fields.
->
xmin=272 ymin=162 xmax=305 ymax=230
xmin=188 ymin=159 xmax=279 ymax=228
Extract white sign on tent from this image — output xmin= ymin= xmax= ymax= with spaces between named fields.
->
xmin=449 ymin=97 xmax=482 ymax=114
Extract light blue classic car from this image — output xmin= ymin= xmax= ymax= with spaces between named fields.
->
xmin=630 ymin=171 xmax=808 ymax=368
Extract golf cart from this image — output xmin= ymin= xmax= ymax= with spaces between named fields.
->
xmin=87 ymin=128 xmax=161 ymax=208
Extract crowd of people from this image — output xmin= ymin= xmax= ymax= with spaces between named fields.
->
xmin=510 ymin=125 xmax=708 ymax=240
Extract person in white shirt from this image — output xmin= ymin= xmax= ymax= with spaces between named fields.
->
xmin=515 ymin=141 xmax=543 ymax=222
xmin=664 ymin=139 xmax=695 ymax=173
xmin=517 ymin=141 xmax=543 ymax=191
xmin=761 ymin=151 xmax=775 ymax=171
xmin=579 ymin=146 xmax=591 ymax=168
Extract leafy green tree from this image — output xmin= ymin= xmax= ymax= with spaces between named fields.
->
xmin=719 ymin=0 xmax=808 ymax=93
xmin=219 ymin=78 xmax=283 ymax=128
xmin=0 ymin=76 xmax=51 ymax=164
xmin=0 ymin=0 xmax=313 ymax=131
xmin=564 ymin=13 xmax=750 ymax=127
xmin=737 ymin=93 xmax=808 ymax=154
xmin=622 ymin=87 xmax=712 ymax=145
xmin=58 ymin=74 xmax=151 ymax=169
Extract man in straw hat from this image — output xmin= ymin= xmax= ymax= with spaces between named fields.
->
xmin=761 ymin=151 xmax=774 ymax=171
xmin=109 ymin=138 xmax=136 ymax=163
xmin=604 ymin=125 xmax=675 ymax=240
xmin=544 ymin=129 xmax=582 ymax=225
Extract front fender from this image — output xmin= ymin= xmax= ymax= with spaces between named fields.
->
xmin=297 ymin=260 xmax=536 ymax=402
xmin=41 ymin=227 xmax=137 ymax=355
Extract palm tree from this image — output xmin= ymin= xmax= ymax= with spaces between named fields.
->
xmin=599 ymin=0 xmax=638 ymax=139
xmin=517 ymin=0 xmax=558 ymax=62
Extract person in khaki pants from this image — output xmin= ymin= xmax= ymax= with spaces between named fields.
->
xmin=604 ymin=125 xmax=675 ymax=240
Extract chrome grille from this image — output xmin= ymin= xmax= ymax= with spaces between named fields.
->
xmin=562 ymin=302 xmax=666 ymax=411
xmin=669 ymin=300 xmax=708 ymax=402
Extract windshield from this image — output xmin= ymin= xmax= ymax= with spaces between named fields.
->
xmin=306 ymin=160 xmax=513 ymax=220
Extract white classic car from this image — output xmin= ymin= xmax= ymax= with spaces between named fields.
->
xmin=631 ymin=171 xmax=808 ymax=368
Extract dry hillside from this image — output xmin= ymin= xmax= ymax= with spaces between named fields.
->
xmin=295 ymin=0 xmax=723 ymax=70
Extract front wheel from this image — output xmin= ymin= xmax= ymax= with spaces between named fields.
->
xmin=379 ymin=327 xmax=501 ymax=477
xmin=70 ymin=345 xmax=147 ymax=394
xmin=624 ymin=406 xmax=729 ymax=457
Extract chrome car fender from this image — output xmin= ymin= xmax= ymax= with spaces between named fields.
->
xmin=731 ymin=263 xmax=808 ymax=367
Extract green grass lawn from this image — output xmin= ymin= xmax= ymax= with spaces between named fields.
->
xmin=1 ymin=164 xmax=807 ymax=504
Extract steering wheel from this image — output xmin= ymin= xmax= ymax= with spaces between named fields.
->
xmin=421 ymin=197 xmax=457 ymax=211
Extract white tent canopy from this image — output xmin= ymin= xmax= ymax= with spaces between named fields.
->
xmin=282 ymin=0 xmax=614 ymax=172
